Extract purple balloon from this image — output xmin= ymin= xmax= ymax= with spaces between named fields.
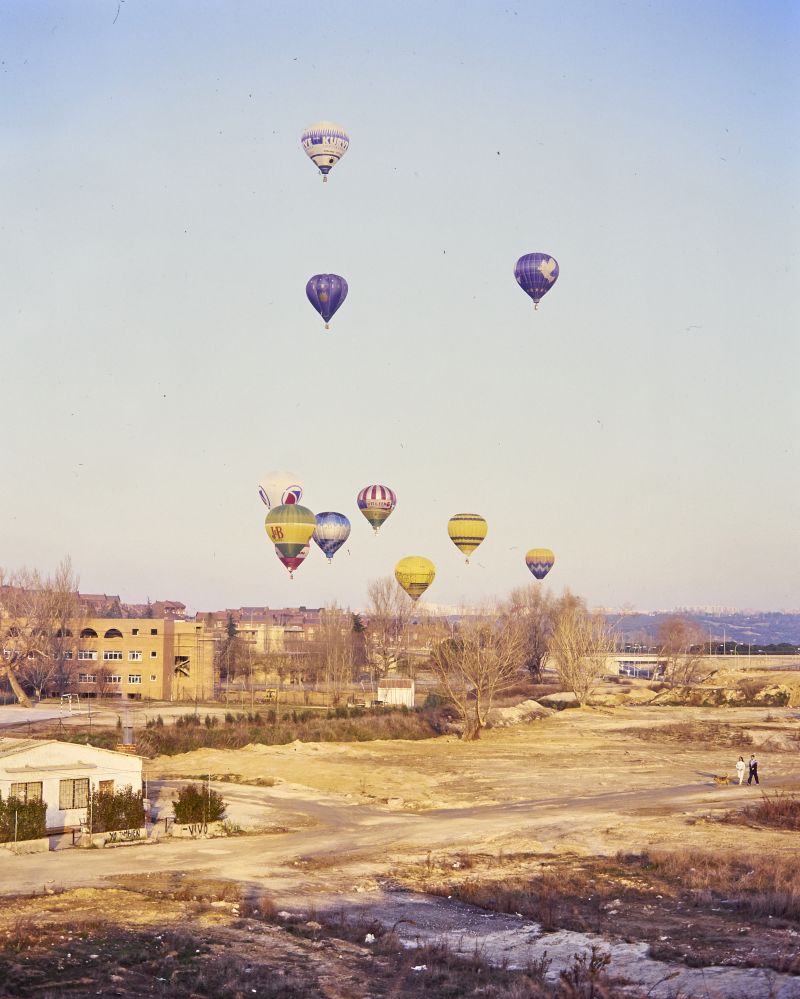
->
xmin=514 ymin=253 xmax=559 ymax=309
xmin=306 ymin=274 xmax=348 ymax=328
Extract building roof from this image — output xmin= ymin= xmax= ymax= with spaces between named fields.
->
xmin=0 ymin=738 xmax=49 ymax=759
xmin=0 ymin=737 xmax=145 ymax=762
xmin=377 ymin=678 xmax=415 ymax=688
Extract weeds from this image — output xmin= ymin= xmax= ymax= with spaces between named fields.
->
xmin=722 ymin=791 xmax=800 ymax=832
xmin=622 ymin=721 xmax=753 ymax=748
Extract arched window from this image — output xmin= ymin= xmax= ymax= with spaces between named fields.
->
xmin=80 ymin=628 xmax=98 ymax=639
xmin=55 ymin=628 xmax=73 ymax=638
xmin=104 ymin=628 xmax=123 ymax=639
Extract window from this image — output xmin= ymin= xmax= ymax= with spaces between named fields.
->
xmin=150 ymin=628 xmax=158 ymax=636
xmin=80 ymin=628 xmax=98 ymax=639
xmin=63 ymin=651 xmax=73 ymax=660
xmin=131 ymin=628 xmax=139 ymax=636
xmin=150 ymin=651 xmax=158 ymax=659
xmin=59 ymin=778 xmax=89 ymax=810
xmin=78 ymin=673 xmax=96 ymax=683
xmin=108 ymin=674 xmax=122 ymax=684
xmin=128 ymin=651 xmax=142 ymax=661
xmin=104 ymin=629 xmax=123 ymax=639
xmin=150 ymin=674 xmax=157 ymax=682
xmin=78 ymin=650 xmax=97 ymax=661
xmin=103 ymin=650 xmax=123 ymax=661
xmin=10 ymin=781 xmax=42 ymax=804
xmin=128 ymin=674 xmax=142 ymax=685
xmin=98 ymin=780 xmax=114 ymax=795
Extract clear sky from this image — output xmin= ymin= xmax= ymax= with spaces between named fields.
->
xmin=1 ymin=0 xmax=798 ymax=613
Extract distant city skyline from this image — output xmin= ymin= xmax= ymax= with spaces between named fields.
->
xmin=1 ymin=1 xmax=798 ymax=612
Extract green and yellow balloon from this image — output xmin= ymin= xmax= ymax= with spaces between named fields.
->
xmin=265 ymin=504 xmax=316 ymax=578
xmin=395 ymin=556 xmax=436 ymax=602
xmin=447 ymin=513 xmax=487 ymax=563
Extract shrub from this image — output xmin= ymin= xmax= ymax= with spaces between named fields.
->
xmin=173 ymin=783 xmax=226 ymax=824
xmin=0 ymin=794 xmax=47 ymax=842
xmin=90 ymin=787 xmax=145 ymax=833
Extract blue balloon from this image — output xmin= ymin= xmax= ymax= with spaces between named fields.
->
xmin=306 ymin=274 xmax=348 ymax=329
xmin=312 ymin=511 xmax=351 ymax=562
xmin=514 ymin=253 xmax=559 ymax=310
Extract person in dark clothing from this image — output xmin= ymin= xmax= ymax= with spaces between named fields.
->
xmin=747 ymin=754 xmax=759 ymax=785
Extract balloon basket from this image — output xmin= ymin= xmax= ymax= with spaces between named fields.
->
xmin=324 ymin=323 xmax=330 ymax=330
xmin=322 ymin=175 xmax=328 ymax=183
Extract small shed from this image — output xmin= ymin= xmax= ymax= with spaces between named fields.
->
xmin=0 ymin=738 xmax=143 ymax=833
xmin=376 ymin=677 xmax=415 ymax=708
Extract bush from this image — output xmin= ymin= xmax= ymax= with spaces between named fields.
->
xmin=90 ymin=786 xmax=145 ymax=833
xmin=0 ymin=794 xmax=47 ymax=842
xmin=173 ymin=783 xmax=226 ymax=824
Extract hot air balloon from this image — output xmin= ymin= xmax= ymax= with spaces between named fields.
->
xmin=276 ymin=544 xmax=310 ymax=579
xmin=525 ymin=548 xmax=555 ymax=580
xmin=357 ymin=484 xmax=396 ymax=534
xmin=258 ymin=470 xmax=303 ymax=509
xmin=312 ymin=511 xmax=351 ymax=563
xmin=514 ymin=253 xmax=559 ymax=310
xmin=447 ymin=513 xmax=488 ymax=563
xmin=301 ymin=121 xmax=350 ymax=181
xmin=265 ymin=504 xmax=316 ymax=577
xmin=395 ymin=556 xmax=436 ymax=602
xmin=306 ymin=274 xmax=348 ymax=329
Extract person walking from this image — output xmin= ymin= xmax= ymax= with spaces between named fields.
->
xmin=747 ymin=753 xmax=759 ymax=785
xmin=736 ymin=756 xmax=746 ymax=785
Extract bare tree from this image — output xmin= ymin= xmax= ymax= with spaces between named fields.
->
xmin=0 ymin=559 xmax=83 ymax=704
xmin=365 ymin=577 xmax=413 ymax=677
xmin=549 ymin=602 xmax=615 ymax=706
xmin=505 ymin=586 xmax=584 ymax=680
xmin=428 ymin=610 xmax=526 ymax=740
xmin=657 ymin=615 xmax=709 ymax=688
xmin=316 ymin=604 xmax=355 ymax=706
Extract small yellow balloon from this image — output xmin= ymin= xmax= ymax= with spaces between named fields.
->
xmin=447 ymin=513 xmax=488 ymax=563
xmin=394 ymin=556 xmax=436 ymax=602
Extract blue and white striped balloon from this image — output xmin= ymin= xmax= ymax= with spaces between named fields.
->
xmin=312 ymin=511 xmax=351 ymax=562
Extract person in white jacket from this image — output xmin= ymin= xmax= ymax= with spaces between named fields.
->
xmin=736 ymin=756 xmax=746 ymax=785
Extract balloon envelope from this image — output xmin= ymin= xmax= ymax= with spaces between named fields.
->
xmin=395 ymin=556 xmax=436 ymax=602
xmin=447 ymin=513 xmax=488 ymax=561
xmin=525 ymin=548 xmax=555 ymax=580
xmin=258 ymin=470 xmax=303 ymax=509
xmin=312 ymin=511 xmax=351 ymax=562
xmin=276 ymin=544 xmax=309 ymax=578
xmin=514 ymin=253 xmax=559 ymax=308
xmin=357 ymin=484 xmax=396 ymax=533
xmin=306 ymin=274 xmax=348 ymax=328
xmin=265 ymin=504 xmax=316 ymax=565
xmin=301 ymin=121 xmax=349 ymax=180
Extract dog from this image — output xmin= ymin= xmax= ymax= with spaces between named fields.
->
xmin=712 ymin=775 xmax=730 ymax=786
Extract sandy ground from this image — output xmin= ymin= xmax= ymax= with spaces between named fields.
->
xmin=2 ymin=703 xmax=799 ymax=997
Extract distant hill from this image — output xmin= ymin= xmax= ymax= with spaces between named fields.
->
xmin=607 ymin=611 xmax=800 ymax=647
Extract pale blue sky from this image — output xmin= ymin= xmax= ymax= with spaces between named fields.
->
xmin=1 ymin=0 xmax=798 ymax=612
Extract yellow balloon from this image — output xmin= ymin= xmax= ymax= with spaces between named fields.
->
xmin=394 ymin=556 xmax=436 ymax=602
xmin=447 ymin=513 xmax=487 ymax=563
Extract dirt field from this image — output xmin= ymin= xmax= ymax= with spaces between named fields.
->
xmin=2 ymin=700 xmax=799 ymax=997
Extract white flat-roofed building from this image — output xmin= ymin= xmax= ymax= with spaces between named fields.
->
xmin=377 ymin=678 xmax=415 ymax=708
xmin=0 ymin=738 xmax=143 ymax=833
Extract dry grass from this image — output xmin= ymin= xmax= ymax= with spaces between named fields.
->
xmin=722 ymin=792 xmax=800 ymax=832
xmin=622 ymin=720 xmax=753 ymax=748
xmin=622 ymin=848 xmax=800 ymax=923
